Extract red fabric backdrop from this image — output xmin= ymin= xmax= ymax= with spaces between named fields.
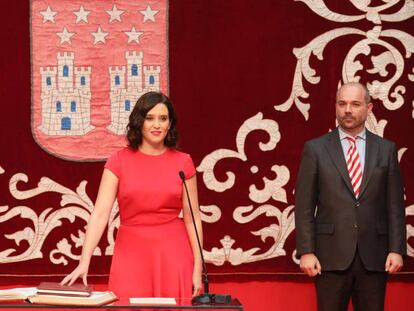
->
xmin=0 ymin=0 xmax=413 ymax=283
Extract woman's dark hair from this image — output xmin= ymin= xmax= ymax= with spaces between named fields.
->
xmin=126 ymin=91 xmax=178 ymax=149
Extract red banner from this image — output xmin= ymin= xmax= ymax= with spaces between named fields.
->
xmin=31 ymin=0 xmax=168 ymax=161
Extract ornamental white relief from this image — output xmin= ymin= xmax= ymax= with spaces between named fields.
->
xmin=198 ymin=112 xmax=281 ymax=193
xmin=204 ymin=205 xmax=295 ymax=266
xmin=1 ymin=0 xmax=413 ymax=268
xmin=0 ymin=168 xmax=222 ymax=265
xmin=198 ymin=113 xmax=293 ymax=265
xmin=0 ymin=172 xmax=118 ymax=264
xmin=298 ymin=0 xmax=414 ymax=24
xmin=199 ymin=0 xmax=414 ymax=266
xmin=276 ymin=0 xmax=414 ymax=119
xmin=406 ymin=204 xmax=414 ymax=257
xmin=365 ymin=111 xmax=387 ymax=137
xmin=410 ymin=67 xmax=414 ymax=117
xmin=274 ymin=26 xmax=414 ymax=119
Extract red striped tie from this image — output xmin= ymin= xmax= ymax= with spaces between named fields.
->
xmin=346 ymin=136 xmax=363 ymax=198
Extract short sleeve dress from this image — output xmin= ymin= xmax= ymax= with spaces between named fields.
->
xmin=104 ymin=147 xmax=196 ymax=299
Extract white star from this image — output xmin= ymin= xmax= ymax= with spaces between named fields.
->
xmin=40 ymin=6 xmax=57 ymax=23
xmin=73 ymin=5 xmax=90 ymax=24
xmin=56 ymin=27 xmax=75 ymax=45
xmin=139 ymin=5 xmax=159 ymax=23
xmin=106 ymin=4 xmax=124 ymax=23
xmin=91 ymin=26 xmax=109 ymax=45
xmin=124 ymin=26 xmax=144 ymax=44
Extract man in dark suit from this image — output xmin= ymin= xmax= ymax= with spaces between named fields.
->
xmin=295 ymin=82 xmax=406 ymax=311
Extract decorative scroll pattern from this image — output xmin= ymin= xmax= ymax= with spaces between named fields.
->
xmin=1 ymin=0 xmax=413 ymax=272
xmin=298 ymin=0 xmax=414 ymax=24
xmin=0 ymin=170 xmax=219 ymax=264
xmin=198 ymin=113 xmax=293 ymax=264
xmin=205 ymin=204 xmax=295 ymax=266
xmin=198 ymin=0 xmax=414 ymax=266
xmin=198 ymin=113 xmax=281 ymax=193
xmin=274 ymin=26 xmax=414 ymax=119
xmin=0 ymin=173 xmax=111 ymax=264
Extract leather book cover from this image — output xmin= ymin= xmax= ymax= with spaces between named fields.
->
xmin=37 ymin=282 xmax=92 ymax=297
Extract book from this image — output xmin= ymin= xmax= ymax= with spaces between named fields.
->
xmin=37 ymin=282 xmax=92 ymax=297
xmin=27 ymin=291 xmax=117 ymax=306
xmin=0 ymin=287 xmax=37 ymax=301
xmin=129 ymin=297 xmax=177 ymax=305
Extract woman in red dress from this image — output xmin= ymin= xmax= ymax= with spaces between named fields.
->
xmin=61 ymin=92 xmax=203 ymax=299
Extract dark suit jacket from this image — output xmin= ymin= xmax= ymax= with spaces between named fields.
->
xmin=295 ymin=128 xmax=406 ymax=271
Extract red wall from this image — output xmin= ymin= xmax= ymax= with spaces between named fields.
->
xmin=1 ymin=2 xmax=413 ymax=309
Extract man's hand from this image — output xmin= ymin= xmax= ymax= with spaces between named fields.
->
xmin=300 ymin=253 xmax=322 ymax=277
xmin=385 ymin=252 xmax=403 ymax=273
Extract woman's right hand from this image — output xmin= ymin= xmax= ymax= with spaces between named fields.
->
xmin=59 ymin=169 xmax=119 ymax=287
xmin=60 ymin=262 xmax=89 ymax=286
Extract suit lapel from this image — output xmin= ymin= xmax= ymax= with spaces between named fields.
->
xmin=324 ymin=128 xmax=354 ymax=195
xmin=358 ymin=130 xmax=378 ymax=198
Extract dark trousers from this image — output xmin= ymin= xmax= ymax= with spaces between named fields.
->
xmin=315 ymin=250 xmax=387 ymax=311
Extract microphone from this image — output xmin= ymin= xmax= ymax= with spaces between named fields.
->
xmin=179 ymin=171 xmax=232 ymax=305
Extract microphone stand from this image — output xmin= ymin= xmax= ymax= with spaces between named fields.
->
xmin=179 ymin=171 xmax=231 ymax=305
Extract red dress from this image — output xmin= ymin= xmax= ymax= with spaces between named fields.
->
xmin=104 ymin=147 xmax=196 ymax=299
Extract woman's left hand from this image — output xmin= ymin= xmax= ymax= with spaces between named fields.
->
xmin=192 ymin=270 xmax=202 ymax=297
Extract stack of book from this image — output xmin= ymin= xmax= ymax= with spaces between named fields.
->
xmin=0 ymin=282 xmax=117 ymax=306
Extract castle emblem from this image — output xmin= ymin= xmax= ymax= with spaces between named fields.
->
xmin=39 ymin=52 xmax=94 ymax=136
xmin=38 ymin=51 xmax=161 ymax=137
xmin=108 ymin=51 xmax=160 ymax=134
